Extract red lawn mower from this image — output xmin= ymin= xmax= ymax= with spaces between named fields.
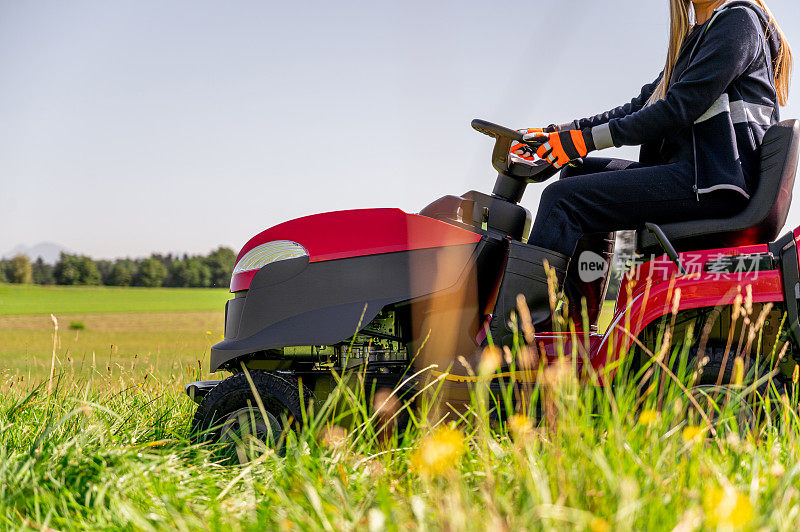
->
xmin=188 ymin=118 xmax=800 ymax=445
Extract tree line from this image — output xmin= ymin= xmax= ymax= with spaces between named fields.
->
xmin=0 ymin=247 xmax=237 ymax=288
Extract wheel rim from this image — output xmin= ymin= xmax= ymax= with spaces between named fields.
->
xmin=687 ymin=385 xmax=756 ymax=436
xmin=218 ymin=406 xmax=283 ymax=452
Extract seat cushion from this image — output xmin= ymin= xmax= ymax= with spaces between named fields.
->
xmin=637 ymin=119 xmax=799 ymax=254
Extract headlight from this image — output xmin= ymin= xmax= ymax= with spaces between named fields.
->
xmin=232 ymin=240 xmax=308 ymax=274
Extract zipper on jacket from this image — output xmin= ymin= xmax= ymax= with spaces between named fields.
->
xmin=692 ymin=129 xmax=700 ymax=201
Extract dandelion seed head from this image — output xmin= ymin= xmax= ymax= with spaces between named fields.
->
xmin=319 ymin=425 xmax=348 ymax=449
xmin=478 ymin=346 xmax=502 ymax=377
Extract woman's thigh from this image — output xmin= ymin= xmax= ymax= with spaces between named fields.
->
xmin=530 ymin=161 xmax=747 ymax=252
xmin=560 ymin=157 xmax=642 ymax=179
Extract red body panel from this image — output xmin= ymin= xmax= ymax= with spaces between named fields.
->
xmin=230 ymin=208 xmax=482 ymax=292
xmin=513 ymin=240 xmax=792 ymax=383
xmin=592 ymin=241 xmax=789 ymax=374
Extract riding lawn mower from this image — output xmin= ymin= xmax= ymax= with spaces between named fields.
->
xmin=186 ymin=118 xmax=800 ymax=446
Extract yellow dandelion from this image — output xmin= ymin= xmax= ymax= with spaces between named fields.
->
xmin=682 ymin=425 xmax=704 ymax=443
xmin=143 ymin=440 xmax=169 ymax=448
xmin=638 ymin=410 xmax=659 ymax=425
xmin=589 ymin=517 xmax=610 ymax=532
xmin=205 ymin=330 xmax=212 ymax=335
xmin=703 ymin=486 xmax=752 ymax=529
xmin=507 ymin=414 xmax=534 ymax=440
xmin=409 ymin=426 xmax=466 ymax=478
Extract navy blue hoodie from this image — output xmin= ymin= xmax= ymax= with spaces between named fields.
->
xmin=571 ymin=1 xmax=781 ymax=199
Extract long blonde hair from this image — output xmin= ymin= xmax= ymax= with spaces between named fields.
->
xmin=648 ymin=0 xmax=792 ymax=106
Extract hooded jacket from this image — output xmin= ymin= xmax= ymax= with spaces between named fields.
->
xmin=569 ymin=1 xmax=781 ymax=199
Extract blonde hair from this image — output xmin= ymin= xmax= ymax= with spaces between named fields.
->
xmin=648 ymin=0 xmax=792 ymax=106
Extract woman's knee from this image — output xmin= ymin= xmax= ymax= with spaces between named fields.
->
xmin=540 ymin=178 xmax=578 ymax=208
xmin=559 ymin=160 xmax=585 ymax=180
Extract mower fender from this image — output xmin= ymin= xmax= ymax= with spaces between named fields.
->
xmin=596 ymin=257 xmax=784 ymax=372
xmin=185 ymin=380 xmax=222 ymax=404
xmin=210 ymin=243 xmax=482 ymax=372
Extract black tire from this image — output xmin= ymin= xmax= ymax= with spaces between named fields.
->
xmin=692 ymin=344 xmax=790 ymax=397
xmin=190 ymin=371 xmax=312 ymax=449
xmin=684 ymin=384 xmax=757 ymax=437
xmin=674 ymin=345 xmax=791 ymax=435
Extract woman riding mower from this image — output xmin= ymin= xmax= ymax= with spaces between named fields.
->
xmin=488 ymin=0 xmax=794 ymax=345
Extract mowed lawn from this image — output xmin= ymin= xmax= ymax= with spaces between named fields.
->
xmin=0 ymin=284 xmax=231 ymax=381
xmin=0 ymin=283 xmax=230 ymax=315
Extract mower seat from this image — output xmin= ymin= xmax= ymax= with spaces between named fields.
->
xmin=637 ymin=119 xmax=800 ymax=254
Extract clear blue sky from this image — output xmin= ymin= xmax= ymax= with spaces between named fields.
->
xmin=1 ymin=0 xmax=798 ymax=259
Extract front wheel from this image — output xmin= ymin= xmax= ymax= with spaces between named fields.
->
xmin=191 ymin=371 xmax=311 ymax=459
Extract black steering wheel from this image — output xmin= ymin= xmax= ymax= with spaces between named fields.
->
xmin=471 ymin=119 xmax=559 ymax=183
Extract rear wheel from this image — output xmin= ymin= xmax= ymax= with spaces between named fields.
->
xmin=671 ymin=345 xmax=791 ymax=436
xmin=683 ymin=384 xmax=757 ymax=438
xmin=191 ymin=371 xmax=311 ymax=460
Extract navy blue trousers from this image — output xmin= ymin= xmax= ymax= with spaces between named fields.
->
xmin=527 ymin=158 xmax=749 ymax=256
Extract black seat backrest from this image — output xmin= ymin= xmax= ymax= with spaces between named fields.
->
xmin=637 ymin=119 xmax=800 ymax=254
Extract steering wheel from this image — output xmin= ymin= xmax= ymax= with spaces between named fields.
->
xmin=471 ymin=119 xmax=559 ymax=183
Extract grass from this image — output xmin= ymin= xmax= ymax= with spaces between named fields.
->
xmin=1 ymin=331 xmax=797 ymax=530
xmin=0 ymin=283 xmax=230 ymax=315
xmin=598 ymin=300 xmax=615 ymax=332
xmin=1 ymin=286 xmax=799 ymax=530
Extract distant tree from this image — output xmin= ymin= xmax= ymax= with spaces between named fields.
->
xmin=136 ymin=258 xmax=167 ymax=287
xmin=169 ymin=257 xmax=211 ymax=287
xmin=77 ymin=256 xmax=101 ymax=285
xmin=106 ymin=262 xmax=133 ymax=286
xmin=32 ymin=258 xmax=55 ymax=285
xmin=8 ymin=255 xmax=33 ymax=284
xmin=54 ymin=253 xmax=101 ymax=285
xmin=204 ymin=247 xmax=236 ymax=288
xmin=115 ymin=259 xmax=139 ymax=281
xmin=45 ymin=247 xmax=235 ymax=288
xmin=94 ymin=259 xmax=113 ymax=284
xmin=0 ymin=261 xmax=7 ymax=283
xmin=151 ymin=253 xmax=175 ymax=269
xmin=54 ymin=253 xmax=79 ymax=285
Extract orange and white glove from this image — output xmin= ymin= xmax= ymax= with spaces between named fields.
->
xmin=523 ymin=129 xmax=596 ymax=169
xmin=509 ymin=125 xmax=558 ymax=164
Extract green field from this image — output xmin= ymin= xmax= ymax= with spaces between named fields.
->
xmin=0 ymin=284 xmax=615 ymax=382
xmin=0 ymin=283 xmax=230 ymax=315
xmin=0 ymin=284 xmax=229 ymax=381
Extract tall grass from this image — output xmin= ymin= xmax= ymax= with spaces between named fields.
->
xmin=2 ymin=297 xmax=800 ymax=530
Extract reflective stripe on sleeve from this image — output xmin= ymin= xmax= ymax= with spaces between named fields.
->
xmin=591 ymin=123 xmax=614 ymax=150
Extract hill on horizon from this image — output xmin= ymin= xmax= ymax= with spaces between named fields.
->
xmin=2 ymin=242 xmax=71 ymax=264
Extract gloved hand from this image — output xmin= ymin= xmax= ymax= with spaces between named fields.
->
xmin=523 ymin=129 xmax=596 ymax=169
xmin=509 ymin=125 xmax=558 ymax=164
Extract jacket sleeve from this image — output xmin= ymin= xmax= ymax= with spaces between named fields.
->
xmin=593 ymin=6 xmax=763 ymax=149
xmin=568 ymin=74 xmax=663 ymax=130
